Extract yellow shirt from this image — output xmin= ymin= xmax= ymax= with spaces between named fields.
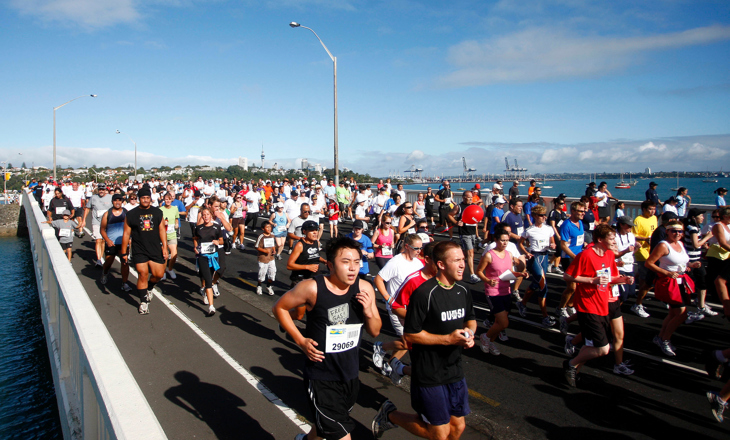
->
xmin=632 ymin=215 xmax=657 ymax=262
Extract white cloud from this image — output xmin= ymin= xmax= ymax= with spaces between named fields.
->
xmin=9 ymin=0 xmax=141 ymax=29
xmin=438 ymin=25 xmax=730 ymax=87
xmin=406 ymin=150 xmax=425 ymax=161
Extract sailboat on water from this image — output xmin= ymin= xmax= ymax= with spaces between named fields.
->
xmin=615 ymin=171 xmax=631 ymax=189
xmin=541 ymin=174 xmax=553 ymax=189
xmin=670 ymin=171 xmax=680 ymax=191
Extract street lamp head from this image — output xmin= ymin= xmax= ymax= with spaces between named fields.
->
xmin=91 ymin=94 xmax=97 ymax=98
xmin=289 ymin=22 xmax=300 ymax=28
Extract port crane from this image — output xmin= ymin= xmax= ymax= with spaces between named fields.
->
xmin=462 ymin=157 xmax=476 ymax=180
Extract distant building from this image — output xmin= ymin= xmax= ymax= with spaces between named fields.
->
xmin=238 ymin=157 xmax=248 ymax=171
xmin=301 ymin=159 xmax=309 ymax=171
xmin=199 ymin=166 xmax=216 ymax=171
xmin=645 ymin=167 xmax=652 ymax=175
xmin=314 ymin=164 xmax=323 ymax=174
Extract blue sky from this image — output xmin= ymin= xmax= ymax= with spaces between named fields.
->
xmin=1 ymin=0 xmax=729 ymax=177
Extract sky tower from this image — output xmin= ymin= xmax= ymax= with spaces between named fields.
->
xmin=261 ymin=144 xmax=265 ymax=169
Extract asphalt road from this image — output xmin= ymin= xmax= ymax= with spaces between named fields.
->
xmin=70 ymin=215 xmax=730 ymax=440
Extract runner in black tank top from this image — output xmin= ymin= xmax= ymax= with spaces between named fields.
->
xmin=286 ymin=221 xmax=326 ymax=324
xmin=273 ymin=237 xmax=381 ymax=440
xmin=100 ymin=194 xmax=130 ymax=291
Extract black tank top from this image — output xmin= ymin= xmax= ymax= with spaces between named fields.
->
xmin=304 ymin=275 xmax=364 ymax=381
xmin=291 ymin=240 xmax=321 ymax=281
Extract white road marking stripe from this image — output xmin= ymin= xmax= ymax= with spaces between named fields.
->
xmin=473 ymin=304 xmax=708 ymax=375
xmin=85 ymin=227 xmax=309 ymax=433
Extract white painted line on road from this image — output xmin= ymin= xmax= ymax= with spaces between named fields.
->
xmin=85 ymin=227 xmax=309 ymax=433
xmin=473 ymin=304 xmax=708 ymax=376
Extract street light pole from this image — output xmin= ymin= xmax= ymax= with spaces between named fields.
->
xmin=116 ymin=130 xmax=138 ymax=181
xmin=53 ymin=94 xmax=97 ymax=182
xmin=2 ymin=162 xmax=6 ymax=203
xmin=289 ymin=22 xmax=339 ymax=187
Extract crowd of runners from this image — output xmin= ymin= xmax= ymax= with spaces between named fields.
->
xmin=27 ymin=174 xmax=730 ymax=438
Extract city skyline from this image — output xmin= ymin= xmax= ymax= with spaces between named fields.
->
xmin=1 ymin=1 xmax=729 ymax=176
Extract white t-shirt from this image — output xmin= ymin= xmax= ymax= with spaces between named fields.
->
xmin=616 ymin=232 xmax=636 ymax=272
xmin=663 ymin=204 xmax=678 ymax=215
xmin=67 ymin=189 xmax=85 ymax=208
xmin=188 ymin=198 xmax=205 ymax=223
xmin=521 ymin=224 xmax=555 ymax=252
xmin=595 ymin=190 xmax=608 ymax=207
xmin=284 ymin=198 xmax=298 ymax=220
xmin=378 ymin=253 xmax=424 ymax=309
xmin=484 ymin=241 xmax=521 ymax=260
xmin=245 ymin=191 xmax=261 ymax=213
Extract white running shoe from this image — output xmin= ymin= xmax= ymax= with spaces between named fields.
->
xmin=613 ymin=361 xmax=634 ymax=375
xmin=372 ymin=400 xmax=398 ymax=439
xmin=631 ymin=304 xmax=650 ymax=318
xmin=701 ymin=305 xmax=719 ymax=316
xmin=559 ymin=316 xmax=569 ymax=335
xmin=512 ymin=290 xmax=522 ymax=302
xmin=212 ymin=284 xmax=220 ymax=297
xmin=207 ymin=305 xmax=216 ymax=317
xmin=389 ymin=358 xmax=404 ymax=385
xmin=542 ymin=316 xmax=555 ymax=328
xmin=203 ymin=294 xmax=209 ymax=305
xmin=167 ymin=269 xmax=177 ymax=280
xmin=267 ymin=286 xmax=275 ymax=296
xmin=488 ymin=340 xmax=501 ymax=355
xmin=138 ymin=302 xmax=149 ymax=315
xmin=95 ymin=259 xmax=103 ymax=267
xmin=160 ymin=273 xmax=166 ymax=281
xmin=559 ymin=307 xmax=570 ymax=318
xmin=499 ymin=330 xmax=508 ymax=342
xmin=568 ymin=307 xmax=577 ymax=316
xmin=469 ymin=274 xmax=480 ymax=284
xmin=660 ymin=340 xmax=676 ymax=357
xmin=145 ymin=291 xmax=153 ymax=302
xmin=479 ymin=333 xmax=490 ymax=353
xmin=553 ymin=266 xmax=564 ymax=275
xmin=256 ymin=285 xmax=263 ymax=295
xmin=372 ymin=341 xmax=385 ymax=369
xmin=686 ymin=311 xmax=705 ymax=324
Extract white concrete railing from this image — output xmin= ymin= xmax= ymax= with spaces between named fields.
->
xmin=402 ymin=189 xmax=717 ymax=227
xmin=22 ymin=191 xmax=167 ymax=440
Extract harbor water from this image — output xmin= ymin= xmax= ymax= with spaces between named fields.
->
xmin=0 ymin=236 xmax=61 ymax=439
xmin=406 ymin=177 xmax=729 ymax=206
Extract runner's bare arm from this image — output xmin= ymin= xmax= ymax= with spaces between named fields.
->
xmin=356 ymin=280 xmax=381 ymax=337
xmin=272 ymin=280 xmax=322 ymax=362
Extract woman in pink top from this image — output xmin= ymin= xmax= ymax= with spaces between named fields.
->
xmin=372 ymin=213 xmax=395 ymax=269
xmin=476 ymin=231 xmax=528 ymax=355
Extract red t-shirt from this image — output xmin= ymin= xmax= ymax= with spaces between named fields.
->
xmin=565 ymin=244 xmax=617 ymax=316
xmin=392 ymin=270 xmax=429 ymax=310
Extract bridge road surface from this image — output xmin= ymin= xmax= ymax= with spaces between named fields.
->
xmin=67 ymin=217 xmax=729 ymax=440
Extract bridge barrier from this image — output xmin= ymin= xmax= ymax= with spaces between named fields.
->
xmin=22 ymin=190 xmax=167 ymax=440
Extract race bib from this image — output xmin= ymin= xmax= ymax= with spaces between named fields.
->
xmin=96 ymin=210 xmax=106 ymax=218
xmin=59 ymin=229 xmax=72 ymax=237
xmin=537 ymin=238 xmax=549 ymax=249
xmin=200 ymin=242 xmax=216 ymax=254
xmin=325 ymin=323 xmax=362 ymax=353
xmin=408 ymin=227 xmax=416 ymax=234
xmin=596 ymin=267 xmax=611 ymax=285
xmin=557 ymin=220 xmax=564 ymax=228
xmin=381 ymin=246 xmax=392 ymax=256
xmin=55 ymin=207 xmax=66 ymax=215
xmin=277 ymin=226 xmax=286 ymax=232
xmin=517 ymin=227 xmax=524 ymax=236
xmin=589 ymin=222 xmax=595 ymax=231
xmin=167 ymin=223 xmax=175 ymax=233
xmin=612 ymin=285 xmax=620 ymax=298
xmin=263 ymin=237 xmax=275 ymax=248
xmin=575 ymin=234 xmax=584 ymax=247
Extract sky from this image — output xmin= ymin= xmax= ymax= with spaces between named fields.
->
xmin=1 ymin=0 xmax=729 ymax=177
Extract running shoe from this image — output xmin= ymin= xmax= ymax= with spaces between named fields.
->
xmin=275 ymin=254 xmax=282 ymax=260
xmin=559 ymin=307 xmax=570 ymax=318
xmin=238 ymin=244 xmax=245 ymax=250
xmin=564 ymin=334 xmax=576 ymax=356
xmin=542 ymin=316 xmax=555 ymax=328
xmin=686 ymin=311 xmax=705 ymax=324
xmin=95 ymin=259 xmax=103 ymax=268
xmin=701 ymin=305 xmax=719 ymax=316
xmin=564 ymin=359 xmax=577 ymax=387
xmin=488 ymin=341 xmax=501 ymax=355
xmin=559 ymin=316 xmax=569 ymax=335
xmin=381 ymin=359 xmax=392 ymax=376
xmin=547 ymin=264 xmax=554 ymax=273
xmin=256 ymin=285 xmax=263 ymax=295
xmin=631 ymin=304 xmax=650 ymax=318
xmin=207 ymin=305 xmax=216 ymax=317
xmin=121 ymin=283 xmax=133 ymax=292
xmin=660 ymin=340 xmax=676 ymax=357
xmin=372 ymin=341 xmax=385 ymax=369
xmin=483 ymin=317 xmax=493 ymax=329
xmin=469 ymin=274 xmax=480 ymax=284
xmin=517 ymin=302 xmax=527 ymax=318
xmin=705 ymin=350 xmax=725 ymax=380
xmin=613 ymin=361 xmax=634 ymax=375
xmin=267 ymin=286 xmax=275 ymax=296
xmin=568 ymin=307 xmax=576 ymax=316
xmin=145 ymin=291 xmax=153 ymax=302
xmin=200 ymin=287 xmax=205 ymax=296
xmin=138 ymin=302 xmax=149 ymax=315
xmin=512 ymin=290 xmax=522 ymax=302
xmin=288 ymin=248 xmax=292 ymax=255
xmin=479 ymin=333 xmax=490 ymax=354
xmin=203 ymin=294 xmax=209 ymax=305
xmin=167 ymin=269 xmax=177 ymax=280
xmin=389 ymin=358 xmax=404 ymax=385
xmin=707 ymin=391 xmax=728 ymax=423
xmin=295 ymin=434 xmax=307 ymax=440
xmin=372 ymin=400 xmax=398 ymax=439
xmin=212 ymin=284 xmax=220 ymax=297
xmin=100 ymin=272 xmax=108 ymax=285
xmin=160 ymin=273 xmax=166 ymax=281
xmin=499 ymin=330 xmax=508 ymax=342
xmin=653 ymin=335 xmax=662 ymax=347
xmin=552 ymin=266 xmax=564 ymax=275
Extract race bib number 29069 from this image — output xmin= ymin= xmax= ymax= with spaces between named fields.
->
xmin=325 ymin=323 xmax=362 ymax=353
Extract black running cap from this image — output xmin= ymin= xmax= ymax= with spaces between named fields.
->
xmin=112 ymin=194 xmax=125 ymax=201
xmin=302 ymin=220 xmax=319 ymax=231
xmin=137 ymin=188 xmax=152 ymax=198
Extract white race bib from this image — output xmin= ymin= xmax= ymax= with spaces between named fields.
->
xmin=575 ymin=234 xmax=584 ymax=247
xmin=167 ymin=224 xmax=175 ymax=233
xmin=263 ymin=237 xmax=275 ymax=248
xmin=200 ymin=242 xmax=216 ymax=254
xmin=277 ymin=226 xmax=286 ymax=232
xmin=537 ymin=238 xmax=549 ymax=249
xmin=325 ymin=323 xmax=362 ymax=353
xmin=408 ymin=227 xmax=416 ymax=234
xmin=381 ymin=246 xmax=392 ymax=256
xmin=96 ymin=210 xmax=106 ymax=218
xmin=517 ymin=227 xmax=524 ymax=236
xmin=589 ymin=222 xmax=595 ymax=231
xmin=59 ymin=229 xmax=72 ymax=237
xmin=557 ymin=220 xmax=564 ymax=228
xmin=612 ymin=285 xmax=620 ymax=297
xmin=55 ymin=207 xmax=66 ymax=215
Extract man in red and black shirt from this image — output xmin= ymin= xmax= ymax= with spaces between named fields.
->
xmin=562 ymin=224 xmax=634 ymax=387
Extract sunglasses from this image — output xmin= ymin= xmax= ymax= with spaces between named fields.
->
xmin=409 ymin=245 xmax=423 ymax=251
xmin=404 ymin=205 xmax=413 ymax=209
xmin=535 ymin=214 xmax=547 ymax=217
xmin=574 ymin=210 xmax=586 ymax=213
xmin=667 ymin=229 xmax=684 ymax=234
xmin=384 ymin=222 xmax=392 ymax=225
